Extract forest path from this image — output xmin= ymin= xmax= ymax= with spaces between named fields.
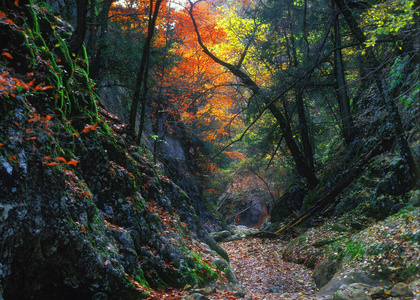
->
xmin=209 ymin=238 xmax=332 ymax=300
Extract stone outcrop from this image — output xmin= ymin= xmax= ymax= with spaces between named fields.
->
xmin=0 ymin=2 xmax=237 ymax=298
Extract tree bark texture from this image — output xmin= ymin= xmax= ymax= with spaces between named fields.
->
xmin=68 ymin=0 xmax=89 ymax=56
xmin=332 ymin=8 xmax=355 ymax=144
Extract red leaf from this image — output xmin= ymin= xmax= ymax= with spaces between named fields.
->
xmin=66 ymin=159 xmax=79 ymax=166
xmin=75 ymin=222 xmax=86 ymax=233
xmin=82 ymin=122 xmax=98 ymax=133
xmin=35 ymin=83 xmax=55 ymax=91
xmin=56 ymin=157 xmax=67 ymax=163
xmin=2 ymin=52 xmax=13 ymax=59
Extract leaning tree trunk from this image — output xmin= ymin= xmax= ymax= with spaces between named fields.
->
xmin=187 ymin=2 xmax=319 ymax=188
xmin=288 ymin=25 xmax=315 ymax=171
xmin=275 ymin=136 xmax=394 ymax=235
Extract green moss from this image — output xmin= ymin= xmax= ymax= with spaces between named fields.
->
xmin=134 ymin=271 xmax=150 ymax=290
xmin=398 ymin=265 xmax=420 ymax=281
xmin=343 ymin=240 xmax=365 ymax=260
xmin=290 ymin=233 xmax=307 ymax=246
xmin=22 ymin=0 xmax=39 ymax=33
xmin=173 ymin=248 xmax=220 ymax=287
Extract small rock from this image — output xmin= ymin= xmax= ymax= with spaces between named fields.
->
xmin=368 ymin=286 xmax=385 ymax=298
xmin=408 ymin=190 xmax=420 ymax=207
xmin=184 ymin=293 xmax=209 ymax=300
xmin=190 ymin=286 xmax=215 ymax=296
xmin=334 ymin=284 xmax=370 ymax=300
xmin=220 ymin=230 xmax=232 ymax=239
xmin=348 ymin=283 xmax=372 ymax=290
xmin=92 ymin=292 xmax=108 ymax=300
xmin=391 ymin=282 xmax=413 ymax=297
xmin=352 ymin=289 xmax=370 ymax=300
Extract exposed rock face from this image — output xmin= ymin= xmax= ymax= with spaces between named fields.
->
xmin=333 ymin=283 xmax=370 ymax=300
xmin=1 ymin=163 xmax=140 ymax=299
xmin=331 ymin=282 xmax=417 ymax=300
xmin=97 ymin=73 xmax=223 ymax=232
xmin=0 ymin=2 xmax=235 ymax=298
xmin=313 ymin=257 xmax=343 ymax=288
xmin=390 ymin=282 xmax=413 ymax=297
xmin=317 ymin=269 xmax=391 ymax=297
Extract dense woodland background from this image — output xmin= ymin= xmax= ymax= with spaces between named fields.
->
xmin=0 ymin=0 xmax=419 ymax=298
xmin=52 ymin=0 xmax=420 ymax=226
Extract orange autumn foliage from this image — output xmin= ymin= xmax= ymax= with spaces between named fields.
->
xmin=81 ymin=122 xmax=98 ymax=133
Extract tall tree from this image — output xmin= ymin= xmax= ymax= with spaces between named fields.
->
xmin=186 ymin=0 xmax=320 ymax=187
xmin=88 ymin=0 xmax=115 ymax=79
xmin=128 ymin=0 xmax=164 ymax=141
xmin=331 ymin=1 xmax=355 ymax=144
xmin=333 ymin=0 xmax=418 ymax=183
xmin=68 ymin=0 xmax=89 ymax=55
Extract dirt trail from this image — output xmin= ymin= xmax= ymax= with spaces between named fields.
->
xmin=210 ymin=238 xmax=332 ymax=300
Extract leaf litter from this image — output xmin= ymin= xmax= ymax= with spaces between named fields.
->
xmin=207 ymin=238 xmax=330 ymax=300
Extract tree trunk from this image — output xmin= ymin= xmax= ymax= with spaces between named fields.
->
xmin=296 ymin=89 xmax=315 ymax=171
xmin=286 ymin=26 xmax=315 ymax=172
xmin=128 ymin=0 xmax=163 ymax=141
xmin=68 ymin=0 xmax=89 ymax=56
xmin=275 ymin=136 xmax=393 ymax=236
xmin=89 ymin=0 xmax=114 ymax=79
xmin=332 ymin=7 xmax=354 ymax=144
xmin=187 ymin=3 xmax=319 ymax=188
xmin=136 ymin=55 xmax=150 ymax=144
xmin=333 ymin=0 xmax=419 ymax=184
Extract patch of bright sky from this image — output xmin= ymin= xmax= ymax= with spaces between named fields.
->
xmin=115 ymin=0 xmax=189 ymax=11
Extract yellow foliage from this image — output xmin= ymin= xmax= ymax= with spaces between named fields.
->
xmin=361 ymin=0 xmax=417 ymax=48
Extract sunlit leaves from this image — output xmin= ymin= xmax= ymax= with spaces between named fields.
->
xmin=216 ymin=2 xmax=272 ymax=86
xmin=362 ymin=0 xmax=417 ymax=48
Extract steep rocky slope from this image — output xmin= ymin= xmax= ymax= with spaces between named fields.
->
xmin=0 ymin=1 xmax=239 ymax=299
